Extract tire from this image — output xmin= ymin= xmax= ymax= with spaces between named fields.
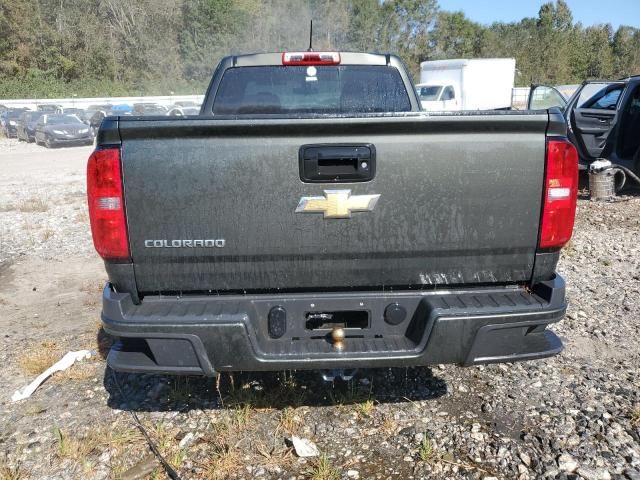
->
xmin=44 ymin=136 xmax=52 ymax=148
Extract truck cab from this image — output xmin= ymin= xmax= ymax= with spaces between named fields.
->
xmin=415 ymin=84 xmax=458 ymax=111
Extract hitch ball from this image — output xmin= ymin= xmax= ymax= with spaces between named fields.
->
xmin=331 ymin=327 xmax=345 ymax=351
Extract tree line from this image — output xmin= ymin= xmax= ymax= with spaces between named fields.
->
xmin=0 ymin=0 xmax=639 ymax=98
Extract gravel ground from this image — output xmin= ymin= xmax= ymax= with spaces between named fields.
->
xmin=0 ymin=137 xmax=639 ymax=480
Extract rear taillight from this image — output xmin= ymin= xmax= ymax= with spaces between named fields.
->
xmin=539 ymin=139 xmax=578 ymax=249
xmin=282 ymin=51 xmax=341 ymax=65
xmin=87 ymin=148 xmax=130 ymax=260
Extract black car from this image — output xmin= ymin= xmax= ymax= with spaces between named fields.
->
xmin=1 ymin=108 xmax=30 ymax=138
xmin=16 ymin=111 xmax=44 ymax=142
xmin=529 ymin=76 xmax=640 ymax=175
xmin=133 ymin=103 xmax=168 ymax=115
xmin=34 ymin=114 xmax=93 ymax=148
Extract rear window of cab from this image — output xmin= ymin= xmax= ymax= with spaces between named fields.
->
xmin=212 ymin=65 xmax=411 ymax=115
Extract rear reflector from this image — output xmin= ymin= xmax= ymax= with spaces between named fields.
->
xmin=539 ymin=139 xmax=579 ymax=249
xmin=282 ymin=51 xmax=341 ymax=65
xmin=87 ymin=148 xmax=130 ymax=260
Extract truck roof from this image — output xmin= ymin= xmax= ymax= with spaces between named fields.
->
xmin=228 ymin=52 xmax=397 ymax=67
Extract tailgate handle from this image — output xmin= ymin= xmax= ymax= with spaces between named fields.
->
xmin=299 ymin=144 xmax=375 ymax=183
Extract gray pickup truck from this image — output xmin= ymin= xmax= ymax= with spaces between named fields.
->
xmin=88 ymin=51 xmax=578 ymax=377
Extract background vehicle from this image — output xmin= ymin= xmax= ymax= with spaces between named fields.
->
xmin=172 ymin=101 xmax=200 ymax=108
xmin=1 ymin=108 xmax=30 ymax=138
xmin=35 ymin=114 xmax=93 ymax=148
xmin=530 ymin=76 xmax=640 ymax=174
xmin=36 ymin=104 xmax=61 ymax=112
xmin=417 ymin=58 xmax=516 ymax=111
xmin=91 ymin=51 xmax=576 ymax=377
xmin=16 ymin=111 xmax=43 ymax=142
xmin=89 ymin=106 xmax=133 ymax=133
xmin=133 ymin=103 xmax=167 ymax=115
xmin=55 ymin=107 xmax=88 ymax=124
xmin=167 ymin=106 xmax=200 ymax=116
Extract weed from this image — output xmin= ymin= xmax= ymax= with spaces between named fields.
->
xmin=40 ymin=229 xmax=54 ymax=241
xmin=202 ymin=441 xmax=242 ymax=480
xmin=355 ymin=399 xmax=375 ymax=418
xmin=16 ymin=198 xmax=48 ymax=213
xmin=631 ymin=408 xmax=640 ymax=426
xmin=380 ymin=415 xmax=397 ymax=435
xmin=562 ymin=240 xmax=576 ymax=257
xmin=306 ymin=453 xmax=340 ymax=480
xmin=278 ymin=407 xmax=302 ymax=435
xmin=230 ymin=403 xmax=252 ymax=429
xmin=418 ymin=435 xmax=437 ymax=464
xmin=168 ymin=377 xmax=193 ymax=405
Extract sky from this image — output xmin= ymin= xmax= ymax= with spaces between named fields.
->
xmin=437 ymin=0 xmax=640 ymax=29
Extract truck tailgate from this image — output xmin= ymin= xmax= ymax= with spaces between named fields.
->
xmin=118 ymin=114 xmax=547 ymax=293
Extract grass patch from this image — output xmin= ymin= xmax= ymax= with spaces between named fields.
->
xmin=18 ymin=341 xmax=64 ymax=375
xmin=54 ymin=424 xmax=142 ymax=464
xmin=0 ymin=456 xmax=25 ymax=480
xmin=306 ymin=453 xmax=340 ymax=480
xmin=16 ymin=198 xmax=48 ymax=213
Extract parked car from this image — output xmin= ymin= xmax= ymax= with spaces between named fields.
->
xmin=88 ymin=106 xmax=133 ymax=133
xmin=1 ymin=108 xmax=30 ymax=138
xmin=91 ymin=51 xmax=577 ymax=378
xmin=36 ymin=104 xmax=62 ymax=113
xmin=529 ymin=76 xmax=640 ymax=175
xmin=55 ymin=107 xmax=88 ymax=123
xmin=133 ymin=103 xmax=168 ymax=115
xmin=167 ymin=106 xmax=200 ymax=116
xmin=34 ymin=114 xmax=93 ymax=148
xmin=16 ymin=111 xmax=44 ymax=142
xmin=171 ymin=101 xmax=200 ymax=108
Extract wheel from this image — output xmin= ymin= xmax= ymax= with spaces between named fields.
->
xmin=44 ymin=136 xmax=52 ymax=148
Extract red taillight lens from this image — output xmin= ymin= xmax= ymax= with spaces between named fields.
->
xmin=282 ymin=51 xmax=341 ymax=65
xmin=87 ymin=148 xmax=130 ymax=260
xmin=539 ymin=139 xmax=578 ymax=249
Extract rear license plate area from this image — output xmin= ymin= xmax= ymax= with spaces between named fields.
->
xmin=305 ymin=311 xmax=369 ymax=331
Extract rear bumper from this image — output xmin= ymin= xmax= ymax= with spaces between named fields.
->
xmin=102 ymin=276 xmax=566 ymax=377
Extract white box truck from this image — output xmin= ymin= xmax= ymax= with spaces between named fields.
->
xmin=416 ymin=58 xmax=516 ymax=111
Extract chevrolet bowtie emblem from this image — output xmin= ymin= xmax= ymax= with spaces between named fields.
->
xmin=296 ymin=190 xmax=380 ymax=219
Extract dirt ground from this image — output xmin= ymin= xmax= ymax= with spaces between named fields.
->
xmin=0 ymin=138 xmax=639 ymax=480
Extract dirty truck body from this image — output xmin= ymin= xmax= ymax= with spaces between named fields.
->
xmin=88 ymin=52 xmax=578 ymax=376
